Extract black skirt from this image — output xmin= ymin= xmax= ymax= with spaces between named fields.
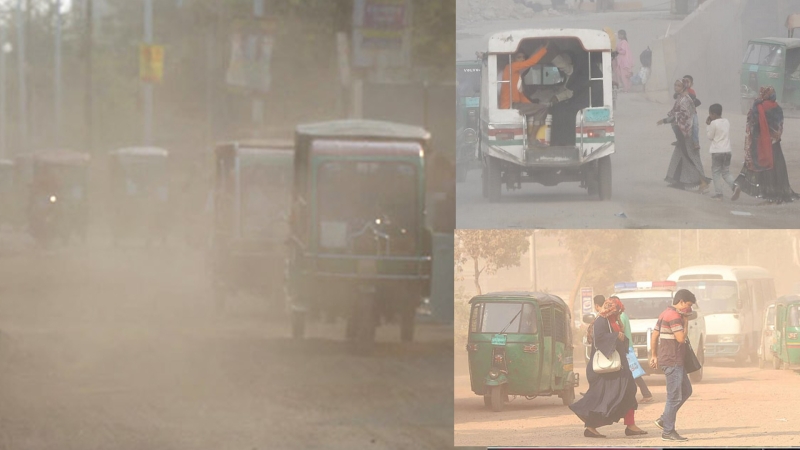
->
xmin=735 ymin=141 xmax=799 ymax=203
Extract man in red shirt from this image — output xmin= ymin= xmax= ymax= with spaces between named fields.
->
xmin=649 ymin=289 xmax=697 ymax=442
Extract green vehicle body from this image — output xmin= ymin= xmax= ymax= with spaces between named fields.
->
xmin=467 ymin=292 xmax=579 ymax=412
xmin=287 ymin=120 xmax=433 ymax=349
xmin=770 ymin=296 xmax=800 ymax=369
xmin=108 ymin=147 xmax=170 ymax=243
xmin=740 ymin=37 xmax=800 ymax=114
xmin=211 ymin=140 xmax=294 ymax=306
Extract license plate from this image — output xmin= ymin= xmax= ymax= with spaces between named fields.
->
xmin=491 ymin=334 xmax=507 ymax=346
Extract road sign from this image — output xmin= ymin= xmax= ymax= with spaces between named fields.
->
xmin=581 ymin=287 xmax=594 ymax=315
xmin=139 ymin=44 xmax=164 ymax=83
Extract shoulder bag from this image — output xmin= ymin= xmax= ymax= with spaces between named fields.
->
xmin=684 ymin=338 xmax=703 ymax=374
xmin=592 ymin=318 xmax=622 ymax=373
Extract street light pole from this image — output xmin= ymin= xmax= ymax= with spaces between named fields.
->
xmin=143 ymin=0 xmax=153 ymax=145
xmin=0 ymin=26 xmax=7 ymax=158
xmin=54 ymin=0 xmax=62 ymax=147
xmin=15 ymin=0 xmax=26 ymax=153
xmin=85 ymin=0 xmax=93 ymax=154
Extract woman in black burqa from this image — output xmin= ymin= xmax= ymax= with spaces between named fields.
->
xmin=569 ymin=297 xmax=644 ymax=438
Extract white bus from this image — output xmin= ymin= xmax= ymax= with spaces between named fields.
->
xmin=668 ymin=265 xmax=776 ymax=364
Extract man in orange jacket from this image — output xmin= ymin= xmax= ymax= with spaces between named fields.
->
xmin=499 ymin=41 xmax=551 ymax=110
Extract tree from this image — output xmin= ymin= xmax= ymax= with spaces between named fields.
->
xmin=454 ymin=230 xmax=531 ymax=296
xmin=543 ymin=230 xmax=643 ymax=315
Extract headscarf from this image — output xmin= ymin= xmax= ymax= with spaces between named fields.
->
xmin=587 ymin=297 xmax=624 ymax=344
xmin=744 ymin=85 xmax=782 ymax=171
xmin=618 ymin=29 xmax=628 ymax=41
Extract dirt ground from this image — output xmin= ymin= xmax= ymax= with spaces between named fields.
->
xmin=0 ymin=242 xmax=453 ymax=450
xmin=455 ymin=348 xmax=800 ymax=447
xmin=456 ymin=10 xmax=800 ymax=229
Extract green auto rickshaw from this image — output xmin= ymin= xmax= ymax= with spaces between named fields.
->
xmin=28 ymin=149 xmax=90 ymax=245
xmin=210 ymin=139 xmax=293 ymax=309
xmin=286 ymin=120 xmax=433 ymax=352
xmin=467 ymin=291 xmax=579 ymax=412
xmin=740 ymin=37 xmax=800 ymax=114
xmin=108 ymin=147 xmax=170 ymax=244
xmin=456 ymin=60 xmax=481 ymax=183
xmin=769 ymin=295 xmax=800 ymax=369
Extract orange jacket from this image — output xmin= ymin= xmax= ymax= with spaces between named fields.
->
xmin=499 ymin=46 xmax=548 ymax=109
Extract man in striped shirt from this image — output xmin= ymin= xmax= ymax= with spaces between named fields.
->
xmin=649 ymin=289 xmax=697 ymax=442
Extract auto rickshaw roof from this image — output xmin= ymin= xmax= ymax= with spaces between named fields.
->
xmin=776 ymin=295 xmax=800 ymax=305
xmin=486 ymin=28 xmax=612 ymax=53
xmin=215 ymin=139 xmax=294 ymax=151
xmin=750 ymin=37 xmax=800 ymax=49
xmin=295 ymin=120 xmax=430 ymax=142
xmin=32 ymin=149 xmax=90 ymax=165
xmin=469 ymin=291 xmax=568 ymax=308
xmin=109 ymin=147 xmax=169 ymax=157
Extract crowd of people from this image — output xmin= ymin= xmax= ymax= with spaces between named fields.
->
xmin=569 ymin=290 xmax=699 ymax=442
xmin=657 ymin=77 xmax=799 ymax=205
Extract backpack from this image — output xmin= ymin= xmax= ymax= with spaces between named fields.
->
xmin=640 ymin=46 xmax=652 ymax=68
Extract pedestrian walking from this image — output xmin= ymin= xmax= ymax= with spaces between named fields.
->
xmin=616 ymin=295 xmax=654 ymax=403
xmin=705 ymin=103 xmax=736 ymax=200
xmin=612 ymin=30 xmax=633 ymax=92
xmin=683 ymin=75 xmax=702 ymax=150
xmin=658 ymin=79 xmax=710 ymax=192
xmin=570 ymin=296 xmax=645 ymax=438
xmin=732 ymin=86 xmax=799 ymax=204
xmin=649 ymin=289 xmax=697 ymax=442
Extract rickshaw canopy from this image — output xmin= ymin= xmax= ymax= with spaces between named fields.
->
xmin=486 ymin=28 xmax=612 ymax=53
xmin=750 ymin=37 xmax=800 ymax=49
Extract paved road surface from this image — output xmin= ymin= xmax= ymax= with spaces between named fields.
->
xmin=455 ymin=349 xmax=800 ymax=447
xmin=0 ymin=245 xmax=453 ymax=450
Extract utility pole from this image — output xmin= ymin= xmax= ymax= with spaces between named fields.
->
xmin=54 ymin=0 xmax=62 ymax=147
xmin=85 ymin=0 xmax=93 ymax=154
xmin=0 ymin=26 xmax=8 ymax=158
xmin=252 ymin=0 xmax=265 ymax=129
xmin=143 ymin=0 xmax=153 ymax=145
xmin=529 ymin=232 xmax=538 ymax=291
xmin=15 ymin=0 xmax=26 ymax=153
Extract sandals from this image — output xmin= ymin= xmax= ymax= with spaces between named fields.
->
xmin=584 ymin=428 xmax=606 ymax=438
xmin=640 ymin=396 xmax=655 ymax=403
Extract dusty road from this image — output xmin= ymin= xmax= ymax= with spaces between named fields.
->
xmin=455 ymin=349 xmax=800 ymax=447
xmin=0 ymin=244 xmax=453 ymax=449
xmin=456 ymin=10 xmax=800 ymax=229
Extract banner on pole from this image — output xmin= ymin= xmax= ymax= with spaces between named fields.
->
xmin=139 ymin=44 xmax=164 ymax=83
xmin=226 ymin=19 xmax=276 ymax=93
xmin=352 ymin=0 xmax=412 ymax=68
xmin=581 ymin=287 xmax=594 ymax=316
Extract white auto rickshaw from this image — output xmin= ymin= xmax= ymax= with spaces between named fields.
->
xmin=479 ymin=29 xmax=616 ymax=201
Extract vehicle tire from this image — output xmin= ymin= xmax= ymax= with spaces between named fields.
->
xmin=586 ymin=164 xmax=598 ymax=197
xmin=483 ymin=391 xmax=492 ymax=408
xmin=734 ymin=352 xmax=747 ymax=365
xmin=291 ymin=310 xmax=306 ymax=340
xmin=486 ymin=157 xmax=502 ymax=203
xmin=351 ymin=294 xmax=377 ymax=355
xmin=598 ymin=156 xmax=612 ymax=201
xmin=773 ymin=353 xmax=782 ymax=370
xmin=481 ymin=165 xmax=489 ymax=199
xmin=490 ymin=385 xmax=505 ymax=412
xmin=690 ymin=343 xmax=704 ymax=382
xmin=400 ymin=303 xmax=416 ymax=343
xmin=456 ymin=165 xmax=468 ymax=183
xmin=561 ymin=386 xmax=575 ymax=406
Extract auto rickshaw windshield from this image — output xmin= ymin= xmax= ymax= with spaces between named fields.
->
xmin=316 ymin=161 xmax=417 ymax=255
xmin=743 ymin=43 xmax=783 ymax=67
xmin=472 ymin=302 xmax=538 ymax=334
xmin=790 ymin=305 xmax=800 ymax=327
xmin=457 ymin=67 xmax=481 ymax=98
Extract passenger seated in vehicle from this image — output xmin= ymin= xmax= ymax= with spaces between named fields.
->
xmin=548 ymin=53 xmax=591 ymax=147
xmin=498 ymin=42 xmax=550 ymax=110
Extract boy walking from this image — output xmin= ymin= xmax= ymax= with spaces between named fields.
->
xmin=705 ymin=103 xmax=736 ymax=200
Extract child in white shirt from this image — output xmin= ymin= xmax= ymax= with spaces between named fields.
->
xmin=705 ymin=103 xmax=736 ymax=200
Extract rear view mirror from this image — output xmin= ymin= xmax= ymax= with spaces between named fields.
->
xmin=582 ymin=313 xmax=596 ymax=324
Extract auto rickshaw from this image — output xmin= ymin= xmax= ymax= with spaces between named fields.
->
xmin=286 ymin=120 xmax=433 ymax=352
xmin=767 ymin=295 xmax=800 ymax=369
xmin=108 ymin=147 xmax=169 ymax=244
xmin=0 ymin=159 xmax=14 ymax=228
xmin=758 ymin=302 xmax=777 ymax=369
xmin=456 ymin=60 xmax=481 ymax=183
xmin=466 ymin=291 xmax=579 ymax=412
xmin=740 ymin=37 xmax=800 ymax=114
xmin=28 ymin=149 xmax=90 ymax=246
xmin=210 ymin=139 xmax=293 ymax=309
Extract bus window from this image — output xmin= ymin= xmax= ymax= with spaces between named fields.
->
xmin=738 ymin=282 xmax=751 ymax=310
xmin=747 ymin=280 xmax=765 ymax=315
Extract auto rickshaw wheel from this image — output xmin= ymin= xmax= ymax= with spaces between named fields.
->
xmin=291 ymin=310 xmax=306 ymax=340
xmin=773 ymin=353 xmax=782 ymax=370
xmin=561 ymin=385 xmax=575 ymax=406
xmin=486 ymin=157 xmax=502 ymax=203
xmin=483 ymin=392 xmax=492 ymax=408
xmin=490 ymin=385 xmax=505 ymax=412
xmin=598 ymin=156 xmax=612 ymax=201
xmin=400 ymin=303 xmax=416 ymax=343
xmin=350 ymin=294 xmax=377 ymax=354
xmin=481 ymin=165 xmax=489 ymax=199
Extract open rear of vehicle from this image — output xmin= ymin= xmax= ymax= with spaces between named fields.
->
xmin=480 ymin=29 xmax=615 ymax=202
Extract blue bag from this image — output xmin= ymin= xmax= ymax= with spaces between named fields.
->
xmin=626 ymin=347 xmax=645 ymax=379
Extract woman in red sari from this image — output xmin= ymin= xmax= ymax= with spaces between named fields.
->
xmin=733 ymin=86 xmax=799 ymax=204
